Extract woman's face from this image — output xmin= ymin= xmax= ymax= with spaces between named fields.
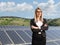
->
xmin=36 ymin=9 xmax=42 ymax=17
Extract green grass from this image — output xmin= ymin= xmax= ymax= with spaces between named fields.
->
xmin=48 ymin=18 xmax=60 ymax=26
xmin=0 ymin=17 xmax=30 ymax=26
xmin=0 ymin=17 xmax=60 ymax=26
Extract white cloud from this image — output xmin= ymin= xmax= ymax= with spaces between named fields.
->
xmin=15 ymin=2 xmax=33 ymax=11
xmin=38 ymin=0 xmax=56 ymax=12
xmin=34 ymin=0 xmax=60 ymax=18
xmin=48 ymin=0 xmax=55 ymax=4
xmin=55 ymin=2 xmax=60 ymax=11
xmin=33 ymin=1 xmax=38 ymax=5
xmin=0 ymin=2 xmax=33 ymax=12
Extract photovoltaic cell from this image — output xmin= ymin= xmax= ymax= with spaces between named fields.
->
xmin=46 ymin=31 xmax=57 ymax=40
xmin=50 ymin=30 xmax=60 ymax=38
xmin=0 ymin=26 xmax=60 ymax=45
xmin=0 ymin=31 xmax=12 ymax=45
xmin=55 ymin=41 xmax=60 ymax=44
xmin=16 ymin=30 xmax=31 ymax=43
xmin=46 ymin=42 xmax=57 ymax=45
xmin=6 ymin=30 xmax=24 ymax=44
xmin=25 ymin=30 xmax=32 ymax=36
xmin=49 ymin=30 xmax=60 ymax=39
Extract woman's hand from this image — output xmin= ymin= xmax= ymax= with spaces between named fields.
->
xmin=31 ymin=25 xmax=40 ymax=29
xmin=41 ymin=24 xmax=48 ymax=30
xmin=44 ymin=24 xmax=48 ymax=27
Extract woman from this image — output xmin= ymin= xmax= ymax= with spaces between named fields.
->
xmin=30 ymin=7 xmax=48 ymax=45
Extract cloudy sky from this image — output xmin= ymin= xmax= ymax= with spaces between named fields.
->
xmin=0 ymin=0 xmax=60 ymax=19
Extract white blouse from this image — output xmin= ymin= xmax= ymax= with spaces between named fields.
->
xmin=36 ymin=21 xmax=43 ymax=29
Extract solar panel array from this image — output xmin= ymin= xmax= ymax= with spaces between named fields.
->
xmin=0 ymin=25 xmax=60 ymax=45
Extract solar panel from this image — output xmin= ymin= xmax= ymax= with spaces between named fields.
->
xmin=6 ymin=30 xmax=24 ymax=44
xmin=0 ymin=26 xmax=60 ymax=45
xmin=0 ymin=31 xmax=12 ymax=45
xmin=56 ymin=41 xmax=60 ymax=44
xmin=46 ymin=31 xmax=58 ymax=40
xmin=16 ymin=30 xmax=31 ymax=43
xmin=25 ymin=30 xmax=32 ymax=36
xmin=46 ymin=42 xmax=57 ymax=45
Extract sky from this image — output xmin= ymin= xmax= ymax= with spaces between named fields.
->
xmin=0 ymin=0 xmax=60 ymax=19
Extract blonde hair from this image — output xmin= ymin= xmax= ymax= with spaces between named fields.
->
xmin=34 ymin=7 xmax=43 ymax=22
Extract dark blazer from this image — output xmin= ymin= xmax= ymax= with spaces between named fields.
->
xmin=30 ymin=18 xmax=48 ymax=37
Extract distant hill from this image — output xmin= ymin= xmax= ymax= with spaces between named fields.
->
xmin=0 ymin=16 xmax=19 ymax=18
xmin=0 ymin=16 xmax=60 ymax=26
xmin=48 ymin=18 xmax=60 ymax=26
xmin=0 ymin=16 xmax=30 ymax=26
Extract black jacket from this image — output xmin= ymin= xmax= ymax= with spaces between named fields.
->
xmin=30 ymin=18 xmax=48 ymax=37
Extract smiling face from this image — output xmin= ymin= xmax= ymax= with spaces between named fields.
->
xmin=34 ymin=7 xmax=43 ymax=22
xmin=35 ymin=8 xmax=42 ymax=18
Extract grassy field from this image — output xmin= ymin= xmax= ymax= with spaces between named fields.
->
xmin=0 ymin=17 xmax=30 ymax=26
xmin=48 ymin=18 xmax=60 ymax=26
xmin=0 ymin=17 xmax=60 ymax=26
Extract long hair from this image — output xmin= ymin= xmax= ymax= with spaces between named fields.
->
xmin=34 ymin=7 xmax=43 ymax=22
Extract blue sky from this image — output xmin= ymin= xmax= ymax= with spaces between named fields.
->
xmin=0 ymin=0 xmax=60 ymax=19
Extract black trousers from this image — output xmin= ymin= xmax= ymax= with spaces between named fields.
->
xmin=32 ymin=33 xmax=46 ymax=45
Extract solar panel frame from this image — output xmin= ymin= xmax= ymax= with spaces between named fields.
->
xmin=0 ymin=31 xmax=12 ymax=45
xmin=6 ymin=30 xmax=24 ymax=44
xmin=0 ymin=26 xmax=60 ymax=45
xmin=16 ymin=30 xmax=32 ymax=43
